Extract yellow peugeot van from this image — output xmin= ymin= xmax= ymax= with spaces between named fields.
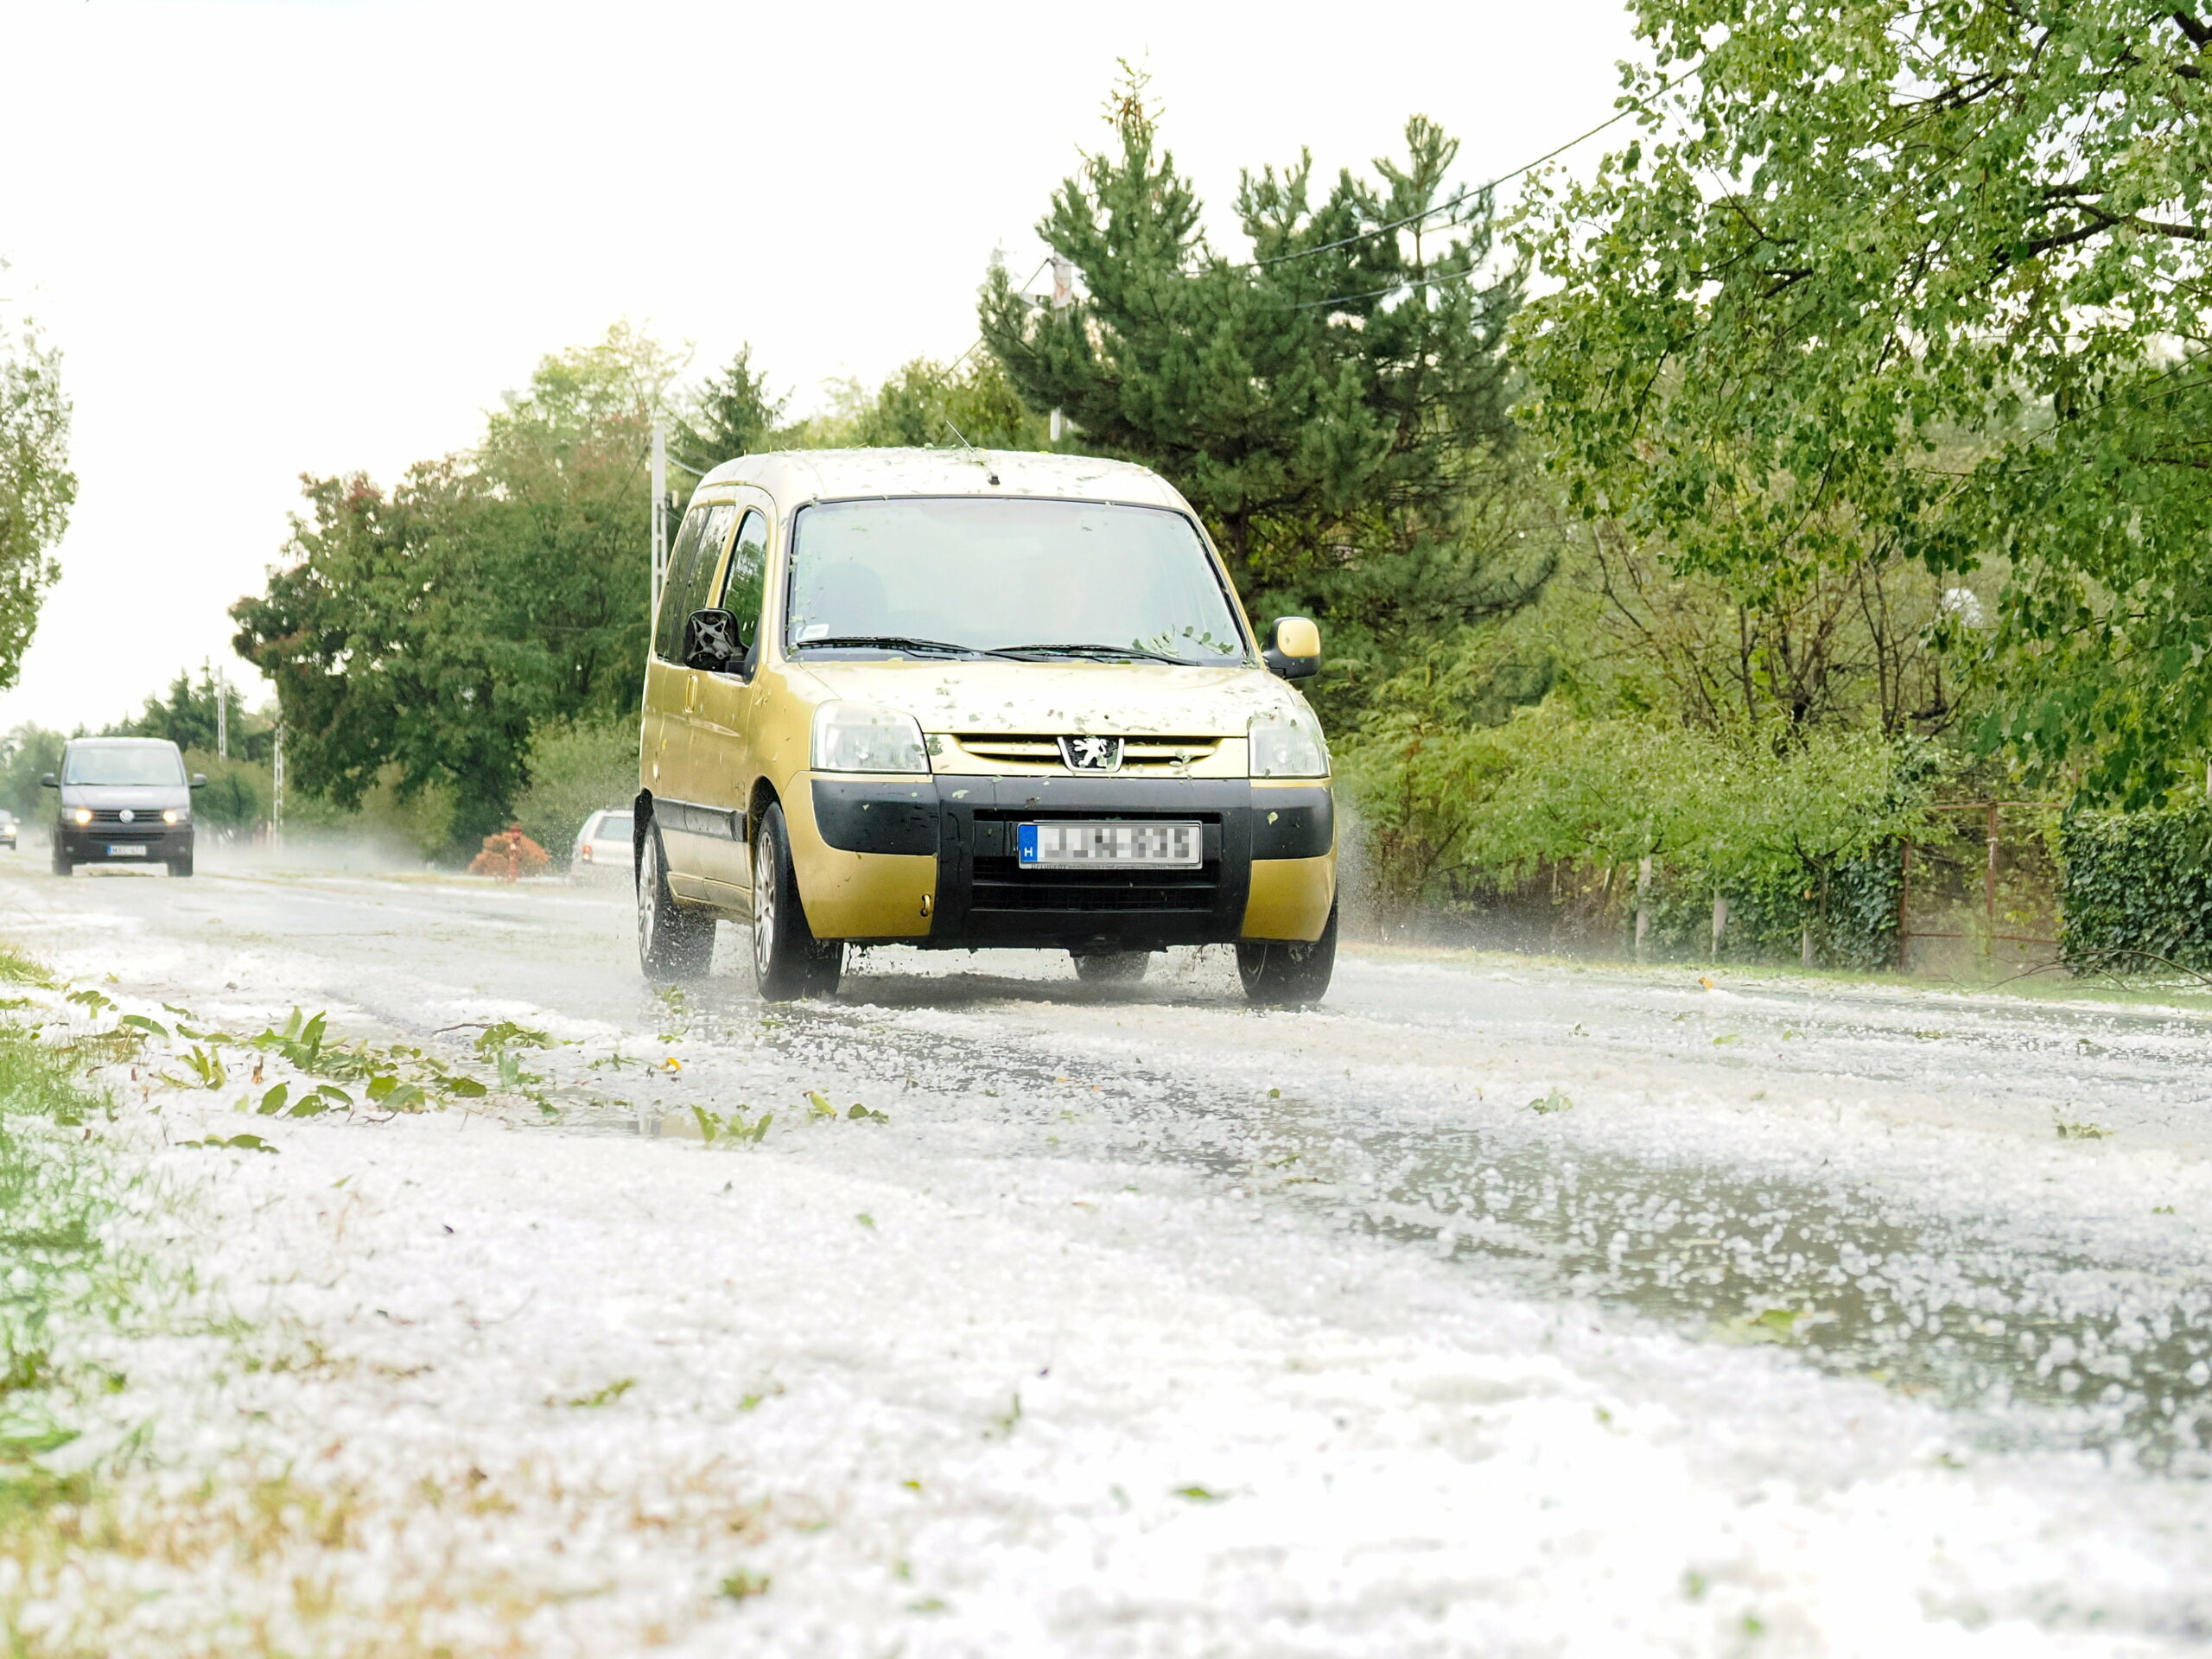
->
xmin=634 ymin=448 xmax=1336 ymax=1005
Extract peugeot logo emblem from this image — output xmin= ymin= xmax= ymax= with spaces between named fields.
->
xmin=1058 ymin=734 xmax=1123 ymax=772
xmin=118 ymin=809 xmax=135 ymax=823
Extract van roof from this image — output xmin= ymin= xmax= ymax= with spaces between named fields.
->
xmin=66 ymin=736 xmax=181 ymax=748
xmin=694 ymin=448 xmax=1187 ymax=509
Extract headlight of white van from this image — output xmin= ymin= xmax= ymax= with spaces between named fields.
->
xmin=1248 ymin=709 xmax=1329 ymax=778
xmin=811 ymin=702 xmax=931 ymax=774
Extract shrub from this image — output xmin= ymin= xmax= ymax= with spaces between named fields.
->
xmin=180 ymin=750 xmax=270 ymax=832
xmin=2058 ymin=804 xmax=2212 ymax=973
xmin=1338 ymin=695 xmax=1937 ymax=965
xmin=512 ymin=718 xmax=637 ymax=867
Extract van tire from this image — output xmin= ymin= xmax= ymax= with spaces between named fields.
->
xmin=168 ymin=850 xmax=194 ymax=877
xmin=1071 ymin=950 xmax=1149 ymax=985
xmin=51 ymin=846 xmax=72 ymax=877
xmin=751 ymin=802 xmax=842 ymax=1001
xmin=1236 ymin=899 xmax=1337 ymax=1007
xmin=637 ymin=819 xmax=715 ymax=981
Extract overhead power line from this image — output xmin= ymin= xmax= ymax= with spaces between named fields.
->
xmin=1257 ymin=60 xmax=1712 ymax=315
xmin=1280 ymin=267 xmax=1484 ymax=311
xmin=905 ymin=70 xmax=1713 ymax=401
xmin=1253 ymin=57 xmax=1707 ymax=272
xmin=945 ymin=255 xmax=1054 ymax=377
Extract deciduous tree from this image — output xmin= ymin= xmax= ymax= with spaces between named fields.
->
xmin=1517 ymin=1 xmax=2212 ymax=804
xmin=232 ymin=327 xmax=664 ymax=849
xmin=0 ymin=312 xmax=73 ymax=690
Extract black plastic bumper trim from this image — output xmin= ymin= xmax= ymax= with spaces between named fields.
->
xmin=812 ymin=779 xmax=938 ymax=855
xmin=1249 ymin=787 xmax=1332 ymax=860
xmin=60 ymin=830 xmax=191 ymax=858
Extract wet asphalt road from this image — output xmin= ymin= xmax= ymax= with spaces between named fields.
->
xmin=21 ymin=853 xmax=2212 ymax=1479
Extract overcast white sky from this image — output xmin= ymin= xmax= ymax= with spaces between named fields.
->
xmin=0 ymin=0 xmax=1642 ymax=732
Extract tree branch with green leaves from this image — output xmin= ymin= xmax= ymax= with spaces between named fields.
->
xmin=1516 ymin=0 xmax=2212 ymax=805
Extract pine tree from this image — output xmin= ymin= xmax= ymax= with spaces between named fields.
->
xmin=676 ymin=344 xmax=785 ymax=468
xmin=977 ymin=76 xmax=1545 ymax=724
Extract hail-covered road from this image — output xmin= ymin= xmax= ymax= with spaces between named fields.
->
xmin=12 ymin=851 xmax=2212 ymax=1657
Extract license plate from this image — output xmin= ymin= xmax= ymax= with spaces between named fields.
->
xmin=1018 ymin=821 xmax=1201 ymax=868
xmin=106 ymin=844 xmax=149 ymax=858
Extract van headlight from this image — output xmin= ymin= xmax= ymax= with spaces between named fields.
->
xmin=811 ymin=702 xmax=931 ymax=774
xmin=1248 ymin=709 xmax=1329 ymax=778
xmin=71 ymin=808 xmax=92 ymax=825
xmin=163 ymin=809 xmax=185 ymax=824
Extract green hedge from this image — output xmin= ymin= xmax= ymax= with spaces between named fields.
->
xmin=1636 ymin=845 xmax=1903 ymax=969
xmin=2059 ymin=804 xmax=2212 ymax=972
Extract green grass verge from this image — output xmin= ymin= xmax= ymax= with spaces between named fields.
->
xmin=0 ymin=974 xmax=132 ymax=1564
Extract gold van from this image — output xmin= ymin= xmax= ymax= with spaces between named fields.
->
xmin=634 ymin=448 xmax=1336 ymax=1004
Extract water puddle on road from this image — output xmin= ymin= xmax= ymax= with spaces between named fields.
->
xmin=1315 ymin=1123 xmax=2212 ymax=1475
xmin=596 ymin=977 xmax=2212 ymax=1477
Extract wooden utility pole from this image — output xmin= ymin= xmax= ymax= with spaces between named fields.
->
xmin=271 ymin=721 xmax=285 ymax=851
xmin=1048 ymin=257 xmax=1072 ymax=443
xmin=651 ymin=421 xmax=669 ymax=618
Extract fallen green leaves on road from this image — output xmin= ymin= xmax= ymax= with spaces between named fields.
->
xmin=177 ymin=1133 xmax=277 ymax=1154
xmin=1715 ymin=1306 xmax=1833 ymax=1346
xmin=565 ymin=1377 xmax=637 ymax=1409
xmin=694 ymin=1106 xmax=772 ymax=1147
xmin=807 ymin=1089 xmax=887 ymax=1125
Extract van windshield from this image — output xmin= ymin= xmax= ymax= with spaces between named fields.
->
xmin=62 ymin=746 xmax=185 ymax=786
xmin=785 ymin=498 xmax=1248 ymax=664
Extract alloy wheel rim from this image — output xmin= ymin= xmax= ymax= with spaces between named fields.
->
xmin=753 ymin=833 xmax=776 ymax=979
xmin=639 ymin=837 xmax=659 ymax=959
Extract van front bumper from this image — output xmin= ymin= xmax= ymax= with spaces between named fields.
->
xmin=59 ymin=824 xmax=192 ymax=864
xmin=801 ymin=774 xmax=1333 ymax=950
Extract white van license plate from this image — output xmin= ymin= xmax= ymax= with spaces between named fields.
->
xmin=1018 ymin=822 xmax=1200 ymax=868
xmin=107 ymin=845 xmax=149 ymax=857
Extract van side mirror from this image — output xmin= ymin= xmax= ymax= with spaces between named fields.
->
xmin=683 ymin=608 xmax=746 ymax=672
xmin=39 ymin=772 xmax=57 ymax=788
xmin=1263 ymin=616 xmax=1321 ymax=681
xmin=190 ymin=773 xmax=207 ymax=789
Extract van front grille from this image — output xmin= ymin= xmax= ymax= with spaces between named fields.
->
xmin=969 ymin=856 xmax=1220 ymax=915
xmin=952 ymin=734 xmax=1223 ymax=773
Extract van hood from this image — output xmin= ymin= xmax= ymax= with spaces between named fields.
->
xmin=791 ymin=658 xmax=1306 ymax=736
xmin=60 ymin=785 xmax=188 ymax=810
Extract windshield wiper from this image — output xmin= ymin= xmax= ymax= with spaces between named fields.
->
xmin=996 ymin=642 xmax=1198 ymax=664
xmin=794 ymin=635 xmax=1005 ymax=658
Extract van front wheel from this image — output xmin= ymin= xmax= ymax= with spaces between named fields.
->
xmin=1236 ymin=899 xmax=1338 ymax=1007
xmin=752 ymin=803 xmax=842 ymax=1001
xmin=638 ymin=820 xmax=714 ymax=981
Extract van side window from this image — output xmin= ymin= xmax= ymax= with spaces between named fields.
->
xmin=653 ymin=507 xmax=712 ymax=661
xmin=680 ymin=503 xmax=739 ymax=632
xmin=655 ymin=503 xmax=737 ymax=662
xmin=716 ymin=509 xmax=769 ymax=643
